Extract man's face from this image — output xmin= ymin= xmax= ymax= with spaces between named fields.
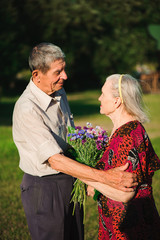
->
xmin=35 ymin=59 xmax=67 ymax=95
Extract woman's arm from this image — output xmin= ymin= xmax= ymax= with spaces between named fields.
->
xmin=84 ymin=180 xmax=135 ymax=203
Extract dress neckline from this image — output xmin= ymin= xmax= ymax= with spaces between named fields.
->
xmin=108 ymin=120 xmax=139 ymax=143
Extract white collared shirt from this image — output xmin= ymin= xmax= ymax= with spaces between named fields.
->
xmin=12 ymin=79 xmax=74 ymax=176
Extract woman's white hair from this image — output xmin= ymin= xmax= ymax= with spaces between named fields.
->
xmin=106 ymin=74 xmax=149 ymax=123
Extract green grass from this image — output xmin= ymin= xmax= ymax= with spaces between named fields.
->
xmin=0 ymin=92 xmax=160 ymax=239
xmin=0 ymin=127 xmax=29 ymax=239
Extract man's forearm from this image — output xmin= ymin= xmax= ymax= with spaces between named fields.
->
xmin=48 ymin=153 xmax=137 ymax=191
xmin=48 ymin=153 xmax=104 ymax=183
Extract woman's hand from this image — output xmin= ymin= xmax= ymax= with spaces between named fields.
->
xmin=87 ymin=185 xmax=95 ymax=197
xmin=85 ymin=180 xmax=135 ymax=203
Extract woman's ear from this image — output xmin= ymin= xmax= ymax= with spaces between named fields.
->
xmin=114 ymin=97 xmax=122 ymax=108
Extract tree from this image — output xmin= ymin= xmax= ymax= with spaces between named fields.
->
xmin=0 ymin=0 xmax=160 ymax=94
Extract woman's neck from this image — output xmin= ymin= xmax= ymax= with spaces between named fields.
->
xmin=109 ymin=109 xmax=136 ymax=137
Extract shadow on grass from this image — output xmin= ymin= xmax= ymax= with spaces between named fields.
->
xmin=69 ymin=100 xmax=99 ymax=117
xmin=0 ymin=99 xmax=99 ymax=126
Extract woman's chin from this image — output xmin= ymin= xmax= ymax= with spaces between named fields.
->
xmin=100 ymin=109 xmax=104 ymax=115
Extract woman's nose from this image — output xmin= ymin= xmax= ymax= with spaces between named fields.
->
xmin=98 ymin=95 xmax=102 ymax=101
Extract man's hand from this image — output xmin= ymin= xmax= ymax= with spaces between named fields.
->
xmin=48 ymin=154 xmax=137 ymax=192
xmin=103 ymin=162 xmax=138 ymax=192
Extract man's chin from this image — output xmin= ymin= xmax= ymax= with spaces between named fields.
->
xmin=58 ymin=84 xmax=63 ymax=89
xmin=55 ymin=85 xmax=63 ymax=92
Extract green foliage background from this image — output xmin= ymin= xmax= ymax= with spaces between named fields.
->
xmin=0 ymin=0 xmax=160 ymax=94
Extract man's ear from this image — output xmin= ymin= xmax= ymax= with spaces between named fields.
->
xmin=32 ymin=70 xmax=40 ymax=83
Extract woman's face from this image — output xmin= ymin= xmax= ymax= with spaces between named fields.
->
xmin=98 ymin=79 xmax=117 ymax=116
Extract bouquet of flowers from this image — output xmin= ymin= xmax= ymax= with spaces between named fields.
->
xmin=66 ymin=122 xmax=108 ymax=222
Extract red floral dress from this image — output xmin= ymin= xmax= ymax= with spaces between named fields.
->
xmin=96 ymin=121 xmax=160 ymax=240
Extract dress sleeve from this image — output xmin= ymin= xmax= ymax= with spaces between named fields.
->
xmin=115 ymin=125 xmax=160 ymax=185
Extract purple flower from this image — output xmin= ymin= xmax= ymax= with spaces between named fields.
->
xmin=76 ymin=135 xmax=81 ymax=139
xmin=82 ymin=139 xmax=87 ymax=144
xmin=75 ymin=126 xmax=82 ymax=130
xmin=86 ymin=122 xmax=92 ymax=128
xmin=86 ymin=133 xmax=94 ymax=138
xmin=70 ymin=136 xmax=77 ymax=141
xmin=96 ymin=144 xmax=102 ymax=150
xmin=76 ymin=135 xmax=84 ymax=140
xmin=78 ymin=129 xmax=85 ymax=135
xmin=104 ymin=136 xmax=109 ymax=141
xmin=71 ymin=133 xmax=78 ymax=136
xmin=97 ymin=135 xmax=104 ymax=141
xmin=68 ymin=123 xmax=108 ymax=153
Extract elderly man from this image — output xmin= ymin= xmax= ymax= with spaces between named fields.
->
xmin=12 ymin=43 xmax=137 ymax=240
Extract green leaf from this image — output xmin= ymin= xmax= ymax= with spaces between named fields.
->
xmin=68 ymin=126 xmax=76 ymax=134
xmin=93 ymin=189 xmax=101 ymax=201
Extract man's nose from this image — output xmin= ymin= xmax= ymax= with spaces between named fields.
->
xmin=61 ymin=70 xmax=67 ymax=80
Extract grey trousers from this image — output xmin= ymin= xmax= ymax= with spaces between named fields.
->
xmin=20 ymin=173 xmax=84 ymax=240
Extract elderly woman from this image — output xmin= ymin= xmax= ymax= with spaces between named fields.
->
xmin=87 ymin=74 xmax=160 ymax=240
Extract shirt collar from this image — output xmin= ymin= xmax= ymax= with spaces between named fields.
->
xmin=29 ymin=78 xmax=63 ymax=111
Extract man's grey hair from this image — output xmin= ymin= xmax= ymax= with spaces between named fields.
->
xmin=28 ymin=42 xmax=65 ymax=73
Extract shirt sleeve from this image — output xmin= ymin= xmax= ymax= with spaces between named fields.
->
xmin=15 ymin=103 xmax=63 ymax=164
